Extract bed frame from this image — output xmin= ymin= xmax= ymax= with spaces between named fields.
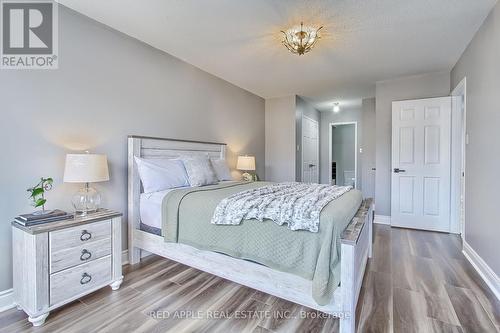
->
xmin=127 ymin=135 xmax=373 ymax=333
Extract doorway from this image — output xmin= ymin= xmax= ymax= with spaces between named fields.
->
xmin=451 ymin=77 xmax=467 ymax=238
xmin=329 ymin=122 xmax=357 ymax=188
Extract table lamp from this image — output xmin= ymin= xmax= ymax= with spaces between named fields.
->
xmin=63 ymin=153 xmax=109 ymax=215
xmin=237 ymin=155 xmax=256 ymax=181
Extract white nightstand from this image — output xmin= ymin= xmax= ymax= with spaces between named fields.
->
xmin=12 ymin=209 xmax=123 ymax=326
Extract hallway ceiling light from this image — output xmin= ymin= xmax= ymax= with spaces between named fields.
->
xmin=333 ymin=103 xmax=340 ymax=113
xmin=281 ymin=22 xmax=323 ymax=56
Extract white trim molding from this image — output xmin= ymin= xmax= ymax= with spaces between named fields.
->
xmin=374 ymin=215 xmax=391 ymax=225
xmin=122 ymin=249 xmax=129 ymax=265
xmin=450 ymin=77 xmax=467 ymax=239
xmin=0 ymin=289 xmax=14 ymax=313
xmin=462 ymin=241 xmax=500 ymax=301
xmin=121 ymin=249 xmax=152 ymax=265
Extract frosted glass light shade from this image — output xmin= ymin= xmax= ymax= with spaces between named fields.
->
xmin=236 ymin=156 xmax=256 ymax=171
xmin=64 ymin=154 xmax=109 ymax=183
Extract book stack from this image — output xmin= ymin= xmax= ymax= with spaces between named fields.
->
xmin=14 ymin=209 xmax=74 ymax=226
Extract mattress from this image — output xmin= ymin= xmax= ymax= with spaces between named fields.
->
xmin=140 ymin=181 xmax=239 ymax=231
xmin=140 ymin=188 xmax=177 ymax=230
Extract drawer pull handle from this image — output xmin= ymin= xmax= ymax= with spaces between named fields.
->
xmin=80 ymin=273 xmax=92 ymax=285
xmin=80 ymin=230 xmax=92 ymax=241
xmin=80 ymin=249 xmax=92 ymax=261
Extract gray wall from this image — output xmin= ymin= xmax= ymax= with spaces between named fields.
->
xmin=361 ymin=98 xmax=376 ymax=199
xmin=0 ymin=7 xmax=265 ymax=291
xmin=265 ymin=96 xmax=296 ymax=182
xmin=295 ymin=96 xmax=320 ymax=181
xmin=451 ymin=1 xmax=500 ymax=275
xmin=320 ymin=106 xmax=363 ymax=186
xmin=375 ymin=72 xmax=450 ymax=215
xmin=331 ymin=124 xmax=356 ymax=186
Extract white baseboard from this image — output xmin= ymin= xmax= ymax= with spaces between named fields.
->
xmin=462 ymin=241 xmax=500 ymax=301
xmin=121 ymin=249 xmax=152 ymax=265
xmin=0 ymin=289 xmax=14 ymax=313
xmin=122 ymin=249 xmax=129 ymax=265
xmin=374 ymin=214 xmax=391 ymax=225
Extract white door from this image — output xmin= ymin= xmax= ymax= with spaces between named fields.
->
xmin=391 ymin=97 xmax=451 ymax=232
xmin=302 ymin=116 xmax=319 ymax=183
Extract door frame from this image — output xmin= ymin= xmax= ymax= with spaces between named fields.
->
xmin=301 ymin=115 xmax=319 ymax=183
xmin=328 ymin=121 xmax=358 ymax=188
xmin=451 ymin=77 xmax=467 ymax=239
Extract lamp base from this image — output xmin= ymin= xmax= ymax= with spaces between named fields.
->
xmin=242 ymin=172 xmax=258 ymax=182
xmin=74 ymin=208 xmax=99 ymax=217
xmin=72 ymin=183 xmax=101 ymax=216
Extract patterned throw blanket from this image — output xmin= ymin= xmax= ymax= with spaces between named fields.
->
xmin=211 ymin=182 xmax=352 ymax=232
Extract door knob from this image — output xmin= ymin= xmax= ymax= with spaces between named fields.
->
xmin=309 ymin=164 xmax=315 ymax=168
xmin=394 ymin=168 xmax=406 ymax=173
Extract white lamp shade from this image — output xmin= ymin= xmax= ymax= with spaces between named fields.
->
xmin=64 ymin=154 xmax=109 ymax=183
xmin=236 ymin=155 xmax=256 ymax=171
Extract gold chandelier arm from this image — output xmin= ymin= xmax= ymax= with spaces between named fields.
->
xmin=281 ymin=22 xmax=323 ymax=55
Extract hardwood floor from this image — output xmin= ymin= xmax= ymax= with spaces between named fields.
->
xmin=1 ymin=225 xmax=498 ymax=332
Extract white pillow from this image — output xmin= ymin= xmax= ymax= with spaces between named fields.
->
xmin=211 ymin=159 xmax=232 ymax=181
xmin=181 ymin=156 xmax=218 ymax=187
xmin=134 ymin=157 xmax=189 ymax=193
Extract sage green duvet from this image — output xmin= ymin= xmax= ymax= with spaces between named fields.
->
xmin=161 ymin=181 xmax=362 ymax=305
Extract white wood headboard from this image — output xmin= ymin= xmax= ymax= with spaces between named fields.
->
xmin=127 ymin=135 xmax=227 ymax=247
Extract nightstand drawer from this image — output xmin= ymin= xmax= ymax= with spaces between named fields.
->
xmin=12 ymin=210 xmax=122 ymax=327
xmin=50 ymin=255 xmax=112 ymax=306
xmin=50 ymin=237 xmax=111 ymax=273
xmin=49 ymin=219 xmax=111 ymax=253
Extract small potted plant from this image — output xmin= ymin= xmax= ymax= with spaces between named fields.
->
xmin=27 ymin=177 xmax=54 ymax=215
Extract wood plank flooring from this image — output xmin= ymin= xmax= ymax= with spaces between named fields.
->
xmin=1 ymin=225 xmax=499 ymax=332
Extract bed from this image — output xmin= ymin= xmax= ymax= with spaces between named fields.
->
xmin=128 ymin=135 xmax=373 ymax=333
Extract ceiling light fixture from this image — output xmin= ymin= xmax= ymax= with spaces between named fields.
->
xmin=333 ymin=103 xmax=340 ymax=113
xmin=281 ymin=22 xmax=323 ymax=56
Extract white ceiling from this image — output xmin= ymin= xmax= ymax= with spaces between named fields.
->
xmin=58 ymin=0 xmax=496 ymax=111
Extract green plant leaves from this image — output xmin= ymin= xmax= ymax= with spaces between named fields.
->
xmin=27 ymin=177 xmax=53 ymax=209
xmin=34 ymin=198 xmax=46 ymax=208
xmin=30 ymin=187 xmax=44 ymax=198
